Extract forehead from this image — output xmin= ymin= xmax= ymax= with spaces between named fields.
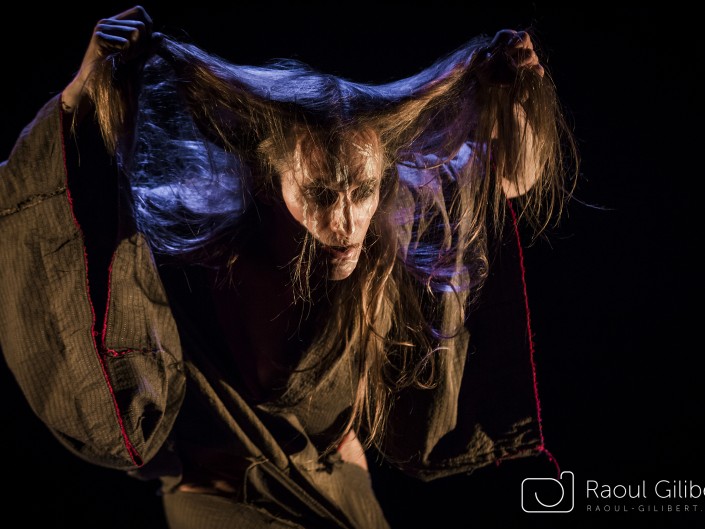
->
xmin=291 ymin=129 xmax=383 ymax=185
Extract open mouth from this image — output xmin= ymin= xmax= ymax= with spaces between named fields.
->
xmin=321 ymin=244 xmax=359 ymax=260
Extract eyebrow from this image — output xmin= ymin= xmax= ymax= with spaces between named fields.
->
xmin=303 ymin=176 xmax=379 ymax=191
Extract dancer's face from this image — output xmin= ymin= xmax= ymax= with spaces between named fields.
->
xmin=278 ymin=130 xmax=383 ymax=280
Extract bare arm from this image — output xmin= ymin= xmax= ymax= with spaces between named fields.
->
xmin=501 ymin=103 xmax=539 ymax=199
xmin=477 ymin=30 xmax=546 ymax=198
xmin=337 ymin=429 xmax=368 ymax=471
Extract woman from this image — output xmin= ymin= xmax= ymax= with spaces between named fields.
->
xmin=0 ymin=5 xmax=577 ymax=528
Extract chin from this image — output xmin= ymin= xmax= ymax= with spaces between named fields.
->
xmin=328 ymin=262 xmax=358 ymax=281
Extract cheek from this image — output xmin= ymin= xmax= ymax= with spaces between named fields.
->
xmin=351 ymin=194 xmax=380 ymax=232
xmin=280 ymin=176 xmax=325 ymax=235
xmin=280 ymin=173 xmax=303 ymax=223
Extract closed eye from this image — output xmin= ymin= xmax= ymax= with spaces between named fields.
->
xmin=303 ymin=186 xmax=338 ymax=207
xmin=351 ymin=183 xmax=377 ymax=203
xmin=303 ymin=179 xmax=378 ymax=207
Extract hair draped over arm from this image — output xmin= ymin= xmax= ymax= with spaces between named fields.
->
xmin=81 ymin=30 xmax=577 ymax=452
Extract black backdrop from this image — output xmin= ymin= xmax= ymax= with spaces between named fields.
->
xmin=1 ymin=4 xmax=702 ymax=529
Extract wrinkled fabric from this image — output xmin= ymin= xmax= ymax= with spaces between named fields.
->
xmin=0 ymin=95 xmax=543 ymax=528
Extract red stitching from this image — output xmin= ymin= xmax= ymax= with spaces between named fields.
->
xmin=100 ymin=255 xmax=115 ymax=346
xmin=507 ymin=200 xmax=561 ymax=477
xmin=59 ymin=105 xmax=142 ymax=467
xmin=103 ymin=348 xmax=157 ymax=358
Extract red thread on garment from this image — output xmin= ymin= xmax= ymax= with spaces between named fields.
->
xmin=100 ymin=256 xmax=115 ymax=347
xmin=104 ymin=347 xmax=156 ymax=357
xmin=100 ymin=260 xmax=157 ymax=357
xmin=59 ymin=106 xmax=142 ymax=467
xmin=507 ymin=200 xmax=560 ymax=478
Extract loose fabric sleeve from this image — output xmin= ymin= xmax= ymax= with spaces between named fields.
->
xmin=0 ymin=95 xmax=185 ymax=470
xmin=380 ymin=144 xmax=545 ymax=481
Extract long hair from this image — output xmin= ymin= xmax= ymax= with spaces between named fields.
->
xmin=85 ymin=30 xmax=577 ymax=452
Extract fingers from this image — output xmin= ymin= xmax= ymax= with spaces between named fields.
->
xmin=510 ymin=31 xmax=533 ymax=50
xmin=91 ymin=7 xmax=153 ymax=62
xmin=93 ymin=31 xmax=130 ymax=54
xmin=112 ymin=5 xmax=153 ymax=30
xmin=95 ymin=21 xmax=145 ymax=45
xmin=489 ymin=29 xmax=521 ymax=48
xmin=490 ymin=29 xmax=544 ymax=78
xmin=67 ymin=5 xmax=155 ymax=102
xmin=507 ymin=45 xmax=544 ymax=77
xmin=492 ymin=29 xmax=532 ymax=50
xmin=96 ymin=13 xmax=151 ymax=40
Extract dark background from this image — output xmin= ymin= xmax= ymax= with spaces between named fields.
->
xmin=1 ymin=3 xmax=702 ymax=528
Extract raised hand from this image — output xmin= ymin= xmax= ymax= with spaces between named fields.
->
xmin=476 ymin=29 xmax=545 ymax=87
xmin=62 ymin=5 xmax=154 ymax=114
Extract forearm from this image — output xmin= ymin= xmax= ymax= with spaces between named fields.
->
xmin=61 ymin=73 xmax=95 ymax=124
xmin=60 ymin=6 xmax=153 ymax=138
xmin=500 ymin=103 xmax=540 ymax=199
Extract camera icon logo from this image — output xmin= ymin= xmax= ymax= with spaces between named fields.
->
xmin=521 ymin=470 xmax=575 ymax=513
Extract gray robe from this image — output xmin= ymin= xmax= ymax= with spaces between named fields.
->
xmin=0 ymin=95 xmax=543 ymax=528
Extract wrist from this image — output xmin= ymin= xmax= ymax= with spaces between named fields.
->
xmin=61 ymin=74 xmax=94 ymax=123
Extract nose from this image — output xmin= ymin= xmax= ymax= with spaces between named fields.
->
xmin=330 ymin=196 xmax=355 ymax=239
